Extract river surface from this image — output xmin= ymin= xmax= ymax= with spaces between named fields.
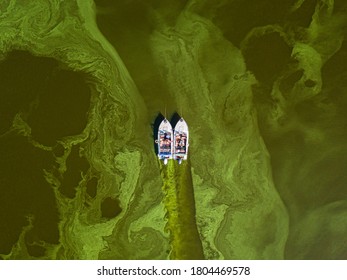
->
xmin=0 ymin=0 xmax=346 ymax=259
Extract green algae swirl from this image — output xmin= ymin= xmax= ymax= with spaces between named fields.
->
xmin=0 ymin=0 xmax=347 ymax=260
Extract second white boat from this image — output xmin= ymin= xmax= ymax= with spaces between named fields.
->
xmin=173 ymin=118 xmax=189 ymax=164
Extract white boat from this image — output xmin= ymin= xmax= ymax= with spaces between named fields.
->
xmin=173 ymin=118 xmax=189 ymax=164
xmin=156 ymin=118 xmax=173 ymax=165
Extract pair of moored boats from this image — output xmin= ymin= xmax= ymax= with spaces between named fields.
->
xmin=156 ymin=118 xmax=189 ymax=165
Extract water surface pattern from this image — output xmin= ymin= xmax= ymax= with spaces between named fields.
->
xmin=0 ymin=0 xmax=346 ymax=259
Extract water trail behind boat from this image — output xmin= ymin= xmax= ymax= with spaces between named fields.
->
xmin=160 ymin=159 xmax=204 ymax=259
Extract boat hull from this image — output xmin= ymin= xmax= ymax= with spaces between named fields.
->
xmin=157 ymin=119 xmax=173 ymax=164
xmin=173 ymin=118 xmax=189 ymax=163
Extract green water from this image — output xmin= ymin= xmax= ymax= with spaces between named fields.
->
xmin=0 ymin=0 xmax=347 ymax=259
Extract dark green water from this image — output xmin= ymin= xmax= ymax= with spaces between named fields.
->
xmin=0 ymin=51 xmax=91 ymax=257
xmin=0 ymin=0 xmax=347 ymax=260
